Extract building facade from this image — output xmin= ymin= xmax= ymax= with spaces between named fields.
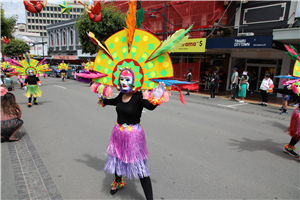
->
xmin=25 ymin=0 xmax=89 ymax=37
xmin=47 ymin=19 xmax=95 ymax=64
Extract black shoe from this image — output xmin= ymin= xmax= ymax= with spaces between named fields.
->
xmin=283 ymin=144 xmax=299 ymax=157
xmin=185 ymin=93 xmax=190 ymax=95
xmin=27 ymin=103 xmax=32 ymax=108
xmin=279 ymin=107 xmax=284 ymax=111
xmin=280 ymin=110 xmax=288 ymax=115
xmin=34 ymin=101 xmax=38 ymax=105
xmin=110 ymin=188 xmax=118 ymax=195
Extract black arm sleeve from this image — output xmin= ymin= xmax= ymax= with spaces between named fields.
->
xmin=36 ymin=77 xmax=40 ymax=82
xmin=141 ymin=98 xmax=157 ymax=111
xmin=25 ymin=78 xmax=28 ymax=84
xmin=103 ymin=93 xmax=120 ymax=106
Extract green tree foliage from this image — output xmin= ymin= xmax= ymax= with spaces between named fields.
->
xmin=1 ymin=3 xmax=18 ymax=39
xmin=2 ymin=39 xmax=30 ymax=57
xmin=75 ymin=3 xmax=126 ymax=55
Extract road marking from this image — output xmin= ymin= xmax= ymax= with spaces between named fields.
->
xmin=217 ymin=103 xmax=248 ymax=108
xmin=54 ymin=85 xmax=66 ymax=89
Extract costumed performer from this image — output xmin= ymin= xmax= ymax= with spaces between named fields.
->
xmin=273 ymin=44 xmax=300 ymax=158
xmin=7 ymin=54 xmax=45 ymax=108
xmin=87 ymin=1 xmax=197 ymax=199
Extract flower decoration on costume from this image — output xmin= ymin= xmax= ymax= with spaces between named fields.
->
xmin=267 ymin=84 xmax=274 ymax=93
xmin=275 ymin=44 xmax=300 ymax=96
xmin=7 ymin=53 xmax=46 ymax=78
xmin=89 ymin=0 xmax=196 ymax=105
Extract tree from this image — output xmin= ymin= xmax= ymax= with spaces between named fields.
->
xmin=2 ymin=39 xmax=30 ymax=57
xmin=75 ymin=3 xmax=126 ymax=55
xmin=1 ymin=3 xmax=18 ymax=39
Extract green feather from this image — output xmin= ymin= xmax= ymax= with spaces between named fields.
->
xmin=148 ymin=25 xmax=193 ymax=61
xmin=136 ymin=8 xmax=144 ymax=28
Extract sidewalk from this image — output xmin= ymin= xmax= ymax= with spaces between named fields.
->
xmin=192 ymin=89 xmax=288 ymax=107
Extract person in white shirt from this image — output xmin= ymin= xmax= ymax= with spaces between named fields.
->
xmin=259 ymin=74 xmax=273 ymax=106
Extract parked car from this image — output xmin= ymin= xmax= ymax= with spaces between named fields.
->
xmin=67 ymin=65 xmax=82 ymax=79
xmin=49 ymin=65 xmax=60 ymax=77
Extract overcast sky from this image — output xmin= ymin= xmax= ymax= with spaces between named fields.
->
xmin=1 ymin=0 xmax=92 ymax=24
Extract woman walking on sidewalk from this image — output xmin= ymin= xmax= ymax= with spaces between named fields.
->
xmin=259 ymin=74 xmax=273 ymax=107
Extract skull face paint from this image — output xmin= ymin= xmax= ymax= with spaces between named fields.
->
xmin=28 ymin=70 xmax=34 ymax=76
xmin=119 ymin=69 xmax=134 ymax=93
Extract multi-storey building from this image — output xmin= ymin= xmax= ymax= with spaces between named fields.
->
xmin=25 ymin=0 xmax=89 ymax=37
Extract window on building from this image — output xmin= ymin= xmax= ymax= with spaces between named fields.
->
xmin=55 ymin=20 xmax=57 ymax=23
xmin=40 ymin=19 xmax=42 ymax=23
xmin=40 ymin=26 xmax=42 ymax=29
xmin=39 ymin=13 xmax=42 ymax=17
xmin=47 ymin=13 xmax=49 ymax=17
xmin=81 ymin=9 xmax=83 ymax=12
xmin=31 ymin=13 xmax=34 ymax=16
xmin=51 ymin=14 xmax=53 ymax=18
xmin=35 ymin=13 xmax=38 ymax=17
xmin=44 ymin=32 xmax=47 ymax=36
xmin=47 ymin=20 xmax=50 ymax=23
xmin=43 ymin=7 xmax=45 ymax=11
xmin=50 ymin=7 xmax=53 ymax=11
xmin=58 ymin=14 xmax=61 ymax=18
xmin=43 ymin=20 xmax=46 ymax=23
xmin=51 ymin=34 xmax=53 ymax=46
xmin=62 ymin=15 xmax=65 ymax=18
xmin=51 ymin=20 xmax=53 ymax=24
xmin=32 ymin=26 xmax=35 ymax=29
xmin=27 ymin=12 xmax=30 ymax=16
xmin=40 ymin=33 xmax=43 ymax=36
xmin=44 ymin=26 xmax=46 ymax=30
xmin=46 ymin=7 xmax=49 ymax=11
xmin=57 ymin=33 xmax=59 ymax=46
xmin=28 ymin=19 xmax=31 ymax=23
xmin=70 ymin=8 xmax=72 ymax=12
xmin=54 ymin=7 xmax=57 ymax=11
xmin=63 ymin=32 xmax=66 ymax=45
xmin=66 ymin=15 xmax=69 ymax=18
xmin=36 ymin=26 xmax=39 ymax=30
xmin=36 ymin=19 xmax=38 ymax=23
xmin=77 ymin=8 xmax=80 ymax=12
xmin=55 ymin=14 xmax=57 ymax=18
xmin=28 ymin=25 xmax=31 ymax=29
xmin=43 ymin=13 xmax=45 ymax=17
xmin=58 ymin=7 xmax=61 ymax=11
xmin=70 ymin=30 xmax=73 ymax=45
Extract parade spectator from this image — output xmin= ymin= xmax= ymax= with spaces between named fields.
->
xmin=279 ymin=74 xmax=291 ymax=115
xmin=1 ymin=93 xmax=23 ymax=142
xmin=184 ymin=68 xmax=192 ymax=95
xmin=209 ymin=71 xmax=219 ymax=99
xmin=4 ymin=74 xmax=14 ymax=91
xmin=238 ymin=71 xmax=249 ymax=103
xmin=231 ymin=68 xmax=238 ymax=100
xmin=259 ymin=74 xmax=273 ymax=107
xmin=249 ymin=69 xmax=258 ymax=94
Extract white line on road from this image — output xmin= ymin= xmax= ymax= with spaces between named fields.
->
xmin=217 ymin=103 xmax=248 ymax=108
xmin=54 ymin=85 xmax=66 ymax=89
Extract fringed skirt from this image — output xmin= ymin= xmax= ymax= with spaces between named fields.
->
xmin=24 ymin=85 xmax=42 ymax=98
xmin=286 ymin=108 xmax=300 ymax=140
xmin=104 ymin=123 xmax=150 ymax=180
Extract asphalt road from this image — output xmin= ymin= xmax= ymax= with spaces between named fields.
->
xmin=2 ymin=76 xmax=299 ymax=200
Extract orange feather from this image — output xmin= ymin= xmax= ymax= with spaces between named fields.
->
xmin=125 ymin=0 xmax=136 ymax=50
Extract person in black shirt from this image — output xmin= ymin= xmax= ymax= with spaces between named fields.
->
xmin=184 ymin=68 xmax=192 ymax=95
xmin=100 ymin=68 xmax=165 ymax=200
xmin=209 ymin=71 xmax=219 ymax=99
xmin=23 ymin=70 xmax=42 ymax=107
xmin=60 ymin=69 xmax=67 ymax=82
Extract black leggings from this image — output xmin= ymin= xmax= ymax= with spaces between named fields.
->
xmin=28 ymin=96 xmax=37 ymax=103
xmin=210 ymin=85 xmax=216 ymax=98
xmin=289 ymin=137 xmax=299 ymax=146
xmin=115 ymin=173 xmax=153 ymax=200
xmin=260 ymin=90 xmax=269 ymax=103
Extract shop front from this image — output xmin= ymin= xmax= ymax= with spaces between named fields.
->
xmin=169 ymin=38 xmax=206 ymax=83
xmin=206 ymin=35 xmax=290 ymax=92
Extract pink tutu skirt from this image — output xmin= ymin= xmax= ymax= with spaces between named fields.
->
xmin=104 ymin=123 xmax=150 ymax=179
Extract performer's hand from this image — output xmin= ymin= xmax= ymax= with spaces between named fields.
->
xmin=23 ymin=86 xmax=27 ymax=90
xmin=38 ymin=83 xmax=41 ymax=86
xmin=152 ymin=82 xmax=166 ymax=99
